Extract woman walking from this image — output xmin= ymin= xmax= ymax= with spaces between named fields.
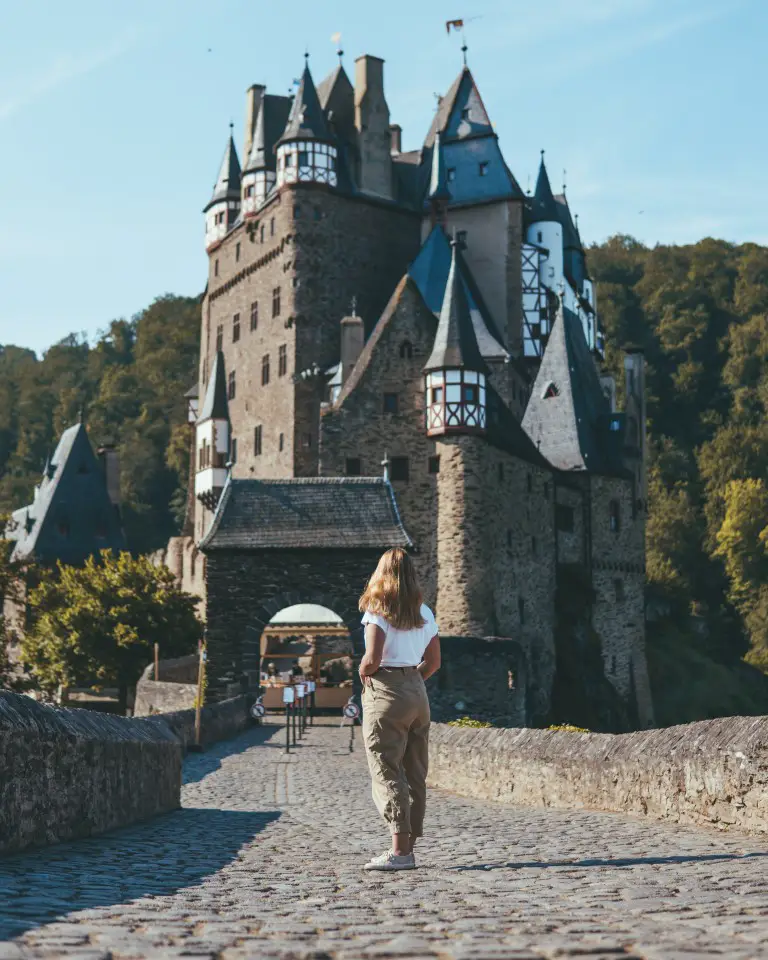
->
xmin=358 ymin=548 xmax=441 ymax=871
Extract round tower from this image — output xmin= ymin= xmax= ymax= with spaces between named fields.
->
xmin=526 ymin=151 xmax=564 ymax=296
xmin=203 ymin=130 xmax=241 ymax=250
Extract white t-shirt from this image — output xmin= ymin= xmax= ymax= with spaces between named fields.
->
xmin=361 ymin=604 xmax=439 ymax=667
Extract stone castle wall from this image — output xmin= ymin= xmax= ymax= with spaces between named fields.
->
xmin=428 ymin=715 xmax=768 ymax=833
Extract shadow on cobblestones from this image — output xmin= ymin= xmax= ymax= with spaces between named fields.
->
xmin=183 ymin=722 xmax=280 ymax=785
xmin=454 ymin=850 xmax=768 ymax=871
xmin=0 ymin=806 xmax=280 ymax=941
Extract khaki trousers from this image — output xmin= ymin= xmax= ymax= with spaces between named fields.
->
xmin=361 ymin=667 xmax=430 ymax=837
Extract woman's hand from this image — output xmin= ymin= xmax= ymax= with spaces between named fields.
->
xmin=359 ymin=658 xmax=374 ymax=687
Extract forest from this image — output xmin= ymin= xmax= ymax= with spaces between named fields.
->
xmin=3 ymin=235 xmax=768 ymax=721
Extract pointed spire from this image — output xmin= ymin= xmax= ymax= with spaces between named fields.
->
xmin=197 ymin=351 xmax=229 ymax=422
xmin=424 ymin=238 xmax=488 ymax=374
xmin=278 ymin=61 xmax=333 ymax=144
xmin=530 ymin=150 xmax=559 ymax=223
xmin=206 ymin=132 xmax=241 ymax=209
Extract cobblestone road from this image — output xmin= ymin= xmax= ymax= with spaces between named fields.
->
xmin=3 ymin=717 xmax=768 ymax=959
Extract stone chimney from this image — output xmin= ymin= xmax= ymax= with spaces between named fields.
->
xmin=354 ymin=55 xmax=393 ymax=199
xmin=389 ymin=123 xmax=402 ymax=154
xmin=244 ymin=84 xmax=266 ymax=160
xmin=340 ymin=314 xmax=365 ymax=384
xmin=97 ymin=443 xmax=120 ymax=509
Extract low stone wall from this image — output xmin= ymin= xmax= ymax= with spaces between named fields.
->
xmin=160 ymin=695 xmax=251 ymax=749
xmin=0 ymin=692 xmax=182 ymax=856
xmin=428 ymin=716 xmax=768 ymax=833
xmin=134 ymin=680 xmax=198 ymax=717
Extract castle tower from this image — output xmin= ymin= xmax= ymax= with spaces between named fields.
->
xmin=354 ymin=55 xmax=393 ymax=199
xmin=526 ymin=153 xmax=564 ymax=298
xmin=195 ymin=351 xmax=230 ymax=519
xmin=242 ymin=93 xmax=291 ymax=214
xmin=276 ymin=61 xmax=338 ymax=189
xmin=204 ymin=133 xmax=241 ymax=251
xmin=424 ymin=238 xmax=489 ymax=435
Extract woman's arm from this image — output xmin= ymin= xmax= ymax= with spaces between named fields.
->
xmin=418 ymin=634 xmax=441 ymax=681
xmin=359 ymin=623 xmax=386 ymax=686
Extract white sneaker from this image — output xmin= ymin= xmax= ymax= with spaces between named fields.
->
xmin=363 ymin=850 xmax=416 ymax=871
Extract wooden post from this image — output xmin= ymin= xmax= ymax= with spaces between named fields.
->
xmin=194 ymin=640 xmax=205 ymax=748
xmin=154 ymin=643 xmax=160 ymax=683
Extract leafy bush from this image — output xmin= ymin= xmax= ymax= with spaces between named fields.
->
xmin=448 ymin=716 xmax=493 ymax=728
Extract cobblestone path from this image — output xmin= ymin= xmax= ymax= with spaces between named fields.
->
xmin=3 ymin=718 xmax=768 ymax=959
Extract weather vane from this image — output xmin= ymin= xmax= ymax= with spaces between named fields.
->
xmin=331 ymin=31 xmax=343 ymax=62
xmin=445 ymin=16 xmax=482 ymax=66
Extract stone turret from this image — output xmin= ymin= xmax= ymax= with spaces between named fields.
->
xmin=203 ymin=133 xmax=241 ymax=250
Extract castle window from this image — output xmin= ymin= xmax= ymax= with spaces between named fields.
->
xmin=556 ymin=504 xmax=574 ymax=532
xmin=430 ymin=385 xmax=443 ymax=404
xmin=610 ymin=418 xmax=621 ymax=432
xmin=383 ymin=393 xmax=399 ymax=414
xmin=456 ymin=229 xmax=467 ymax=247
xmin=345 ymin=457 xmax=362 ymax=476
xmin=235 ymin=242 xmax=241 ymax=262
xmin=272 ymin=287 xmax=281 ymax=317
xmin=250 ymin=301 xmax=258 ymax=331
xmin=302 ymin=433 xmax=312 ymax=449
xmin=214 ymin=258 xmax=219 ymax=277
xmin=461 ymin=107 xmax=470 ymax=120
xmin=262 ymin=354 xmax=270 ymax=386
xmin=294 ymin=204 xmax=302 ymax=218
xmin=508 ymin=669 xmax=515 ymax=690
xmin=447 ymin=167 xmax=456 ymax=183
xmin=614 ymin=578 xmax=624 ymax=602
xmin=428 ymin=455 xmax=440 ymax=474
xmin=245 ymin=185 xmax=254 ymax=197
xmin=527 ymin=474 xmax=532 ymax=493
xmin=228 ymin=370 xmax=236 ymax=400
xmin=463 ymin=383 xmax=479 ymax=404
xmin=254 ymin=425 xmax=263 ymax=456
xmin=299 ymin=149 xmax=309 ymax=166
xmin=279 ymin=433 xmax=284 ymax=452
xmin=531 ymin=536 xmax=537 ymax=557
xmin=537 ymin=231 xmax=543 ymax=243
xmin=202 ymin=358 xmax=208 ymax=383
xmin=270 ymin=217 xmax=275 ymax=237
xmin=216 ymin=324 xmax=223 ymax=352
xmin=542 ymin=382 xmax=559 ymax=399
xmin=609 ymin=500 xmax=621 ymax=533
xmin=518 ymin=596 xmax=525 ymax=625
xmin=232 ymin=313 xmax=240 ymax=343
xmin=260 ymin=224 xmax=265 ymax=242
xmin=278 ymin=344 xmax=287 ymax=377
xmin=498 ymin=463 xmax=504 ymax=482
xmin=230 ymin=437 xmax=237 ymax=463
xmin=389 ymin=457 xmax=409 ymax=482
xmin=399 ymin=341 xmax=413 ymax=359
xmin=479 ymin=161 xmax=488 ymax=177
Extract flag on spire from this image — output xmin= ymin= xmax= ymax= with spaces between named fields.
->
xmin=445 ymin=18 xmax=464 ymax=33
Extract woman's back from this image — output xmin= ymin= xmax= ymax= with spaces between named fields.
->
xmin=361 ymin=604 xmax=438 ymax=668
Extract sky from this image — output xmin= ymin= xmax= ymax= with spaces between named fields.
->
xmin=0 ymin=0 xmax=765 ymax=356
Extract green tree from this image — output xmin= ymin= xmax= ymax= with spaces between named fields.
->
xmin=22 ymin=550 xmax=202 ymax=712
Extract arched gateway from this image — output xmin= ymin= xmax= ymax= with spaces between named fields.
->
xmin=199 ymin=476 xmax=412 ymax=702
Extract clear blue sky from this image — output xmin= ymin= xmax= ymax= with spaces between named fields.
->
xmin=0 ymin=0 xmax=764 ymax=357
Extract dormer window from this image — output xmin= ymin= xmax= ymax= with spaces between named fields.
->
xmin=461 ymin=107 xmax=470 ymax=121
xmin=447 ymin=167 xmax=456 ymax=183
xmin=479 ymin=161 xmax=488 ymax=177
xmin=399 ymin=341 xmax=413 ymax=359
xmin=542 ymin=382 xmax=559 ymax=399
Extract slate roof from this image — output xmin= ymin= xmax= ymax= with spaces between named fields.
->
xmin=409 ymin=226 xmax=508 ymax=360
xmin=527 ymin=154 xmax=560 ymax=225
xmin=521 ymin=300 xmax=625 ymax=475
xmin=199 ymin=477 xmax=413 ymax=551
xmin=424 ymin=239 xmax=489 ymax=374
xmin=424 ymin=68 xmax=488 ymax=148
xmin=316 ymin=64 xmax=355 ymax=142
xmin=198 ymin=351 xmax=229 ymax=423
xmin=278 ymin=64 xmax=333 ymax=145
xmin=554 ymin=193 xmax=582 ymax=252
xmin=5 ymin=423 xmax=126 ymax=565
xmin=243 ymin=94 xmax=292 ymax=173
xmin=486 ymin=386 xmax=552 ymax=469
xmin=204 ymin=135 xmax=241 ymax=212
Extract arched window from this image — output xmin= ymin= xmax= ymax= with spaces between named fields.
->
xmin=609 ymin=499 xmax=621 ymax=533
xmin=399 ymin=341 xmax=413 ymax=359
xmin=542 ymin=381 xmax=559 ymax=399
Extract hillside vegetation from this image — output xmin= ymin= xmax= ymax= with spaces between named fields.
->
xmin=3 ymin=237 xmax=768 ymax=721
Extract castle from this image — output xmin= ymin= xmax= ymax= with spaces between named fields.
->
xmin=165 ymin=50 xmax=654 ymax=728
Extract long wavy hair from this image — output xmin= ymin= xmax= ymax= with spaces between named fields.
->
xmin=359 ymin=548 xmax=425 ymax=630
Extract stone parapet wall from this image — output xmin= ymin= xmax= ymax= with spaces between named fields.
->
xmin=133 ymin=679 xmax=198 ymax=717
xmin=159 ymin=696 xmax=251 ymax=748
xmin=0 ymin=693 xmax=182 ymax=856
xmin=428 ymin=716 xmax=768 ymax=833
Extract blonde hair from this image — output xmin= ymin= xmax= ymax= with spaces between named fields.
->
xmin=359 ymin=548 xmax=425 ymax=630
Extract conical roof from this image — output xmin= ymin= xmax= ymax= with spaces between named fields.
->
xmin=198 ymin=351 xmax=229 ymax=423
xmin=424 ymin=240 xmax=489 ymax=374
xmin=205 ymin=134 xmax=241 ymax=211
xmin=521 ymin=299 xmax=618 ymax=473
xmin=528 ymin=153 xmax=560 ymax=224
xmin=243 ymin=95 xmax=292 ymax=173
xmin=278 ymin=63 xmax=333 ymax=145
